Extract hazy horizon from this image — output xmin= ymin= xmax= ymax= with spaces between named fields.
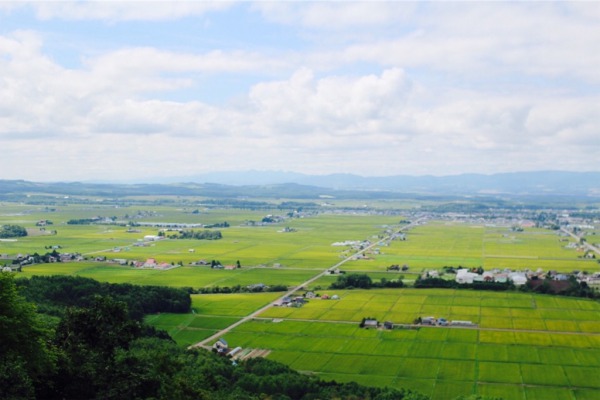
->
xmin=1 ymin=2 xmax=599 ymax=182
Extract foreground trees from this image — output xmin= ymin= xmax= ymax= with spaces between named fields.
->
xmin=0 ymin=273 xmax=55 ymax=399
xmin=1 ymin=272 xmax=430 ymax=400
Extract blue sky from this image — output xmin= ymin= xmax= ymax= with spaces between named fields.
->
xmin=1 ymin=1 xmax=599 ymax=182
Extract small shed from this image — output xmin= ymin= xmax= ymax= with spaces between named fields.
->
xmin=213 ymin=338 xmax=229 ymax=354
xmin=363 ymin=319 xmax=378 ymax=328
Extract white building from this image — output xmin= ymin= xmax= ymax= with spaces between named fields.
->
xmin=509 ymin=272 xmax=528 ymax=286
xmin=456 ymin=270 xmax=479 ymax=284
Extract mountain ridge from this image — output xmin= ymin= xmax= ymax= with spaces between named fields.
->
xmin=1 ymin=171 xmax=599 ymax=199
xmin=168 ymin=170 xmax=600 ymax=196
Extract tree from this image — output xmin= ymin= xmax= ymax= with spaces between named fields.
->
xmin=0 ymin=273 xmax=55 ymax=399
xmin=0 ymin=224 xmax=27 ymax=238
xmin=53 ymin=296 xmax=142 ymax=398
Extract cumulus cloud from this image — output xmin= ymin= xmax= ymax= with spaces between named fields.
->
xmin=247 ymin=67 xmax=413 ymax=138
xmin=1 ymin=2 xmax=600 ymax=181
xmin=31 ymin=1 xmax=232 ymax=22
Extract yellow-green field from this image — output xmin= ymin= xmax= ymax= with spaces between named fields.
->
xmin=148 ymin=289 xmax=600 ymax=400
xmin=4 ymin=201 xmax=600 ymax=399
xmin=342 ymin=221 xmax=597 ymax=273
xmin=160 ymin=289 xmax=600 ymax=400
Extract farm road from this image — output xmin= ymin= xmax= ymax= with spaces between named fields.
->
xmin=190 ymin=219 xmax=424 ymax=350
xmin=250 ymin=317 xmax=600 ymax=337
xmin=561 ymin=227 xmax=600 ymax=256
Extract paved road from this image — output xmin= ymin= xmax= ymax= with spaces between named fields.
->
xmin=190 ymin=219 xmax=424 ymax=350
xmin=560 ymin=227 xmax=600 ymax=255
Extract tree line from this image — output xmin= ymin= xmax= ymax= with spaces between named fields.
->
xmin=15 ymin=275 xmax=191 ymax=320
xmin=330 ymin=273 xmax=404 ymax=290
xmin=414 ymin=275 xmax=600 ymax=299
xmin=168 ymin=229 xmax=223 ymax=240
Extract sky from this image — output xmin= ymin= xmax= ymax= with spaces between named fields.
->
xmin=1 ymin=1 xmax=599 ymax=182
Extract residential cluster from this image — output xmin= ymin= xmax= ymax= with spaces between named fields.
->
xmin=273 ymin=291 xmax=340 ymax=307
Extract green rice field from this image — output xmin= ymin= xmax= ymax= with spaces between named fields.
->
xmin=341 ymin=221 xmax=597 ymax=273
xmin=145 ymin=292 xmax=281 ymax=346
xmin=211 ymin=289 xmax=600 ymax=400
xmin=4 ymin=203 xmax=598 ymax=290
xmin=4 ymin=201 xmax=600 ymax=399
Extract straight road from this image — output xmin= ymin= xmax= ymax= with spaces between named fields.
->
xmin=190 ymin=218 xmax=424 ymax=350
xmin=560 ymin=227 xmax=600 ymax=256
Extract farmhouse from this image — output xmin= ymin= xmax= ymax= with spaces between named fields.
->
xmin=213 ymin=338 xmax=229 ymax=354
xmin=508 ymin=272 xmax=527 ymax=286
xmin=143 ymin=258 xmax=157 ymax=268
xmin=455 ymin=270 xmax=478 ymax=284
xmin=280 ymin=296 xmax=292 ymax=306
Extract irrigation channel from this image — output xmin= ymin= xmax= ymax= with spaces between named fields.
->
xmin=189 ymin=218 xmax=425 ymax=350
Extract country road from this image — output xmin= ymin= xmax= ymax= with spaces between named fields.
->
xmin=560 ymin=227 xmax=600 ymax=256
xmin=189 ymin=218 xmax=424 ymax=350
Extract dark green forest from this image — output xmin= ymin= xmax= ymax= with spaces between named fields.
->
xmin=1 ymin=273 xmax=432 ymax=400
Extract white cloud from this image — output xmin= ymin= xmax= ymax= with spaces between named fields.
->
xmin=253 ymin=2 xmax=416 ymax=30
xmin=260 ymin=2 xmax=600 ymax=84
xmin=247 ymin=67 xmax=413 ymax=138
xmin=32 ymin=1 xmax=232 ymax=22
xmin=1 ymin=3 xmax=600 ymax=181
xmin=85 ymin=47 xmax=286 ymax=82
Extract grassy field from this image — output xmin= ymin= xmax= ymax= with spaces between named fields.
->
xmin=20 ymin=263 xmax=319 ymax=288
xmin=4 ymin=203 xmax=403 ymax=280
xmin=5 ymin=204 xmax=598 ymax=289
xmin=341 ymin=221 xmax=597 ymax=273
xmin=5 ymin=201 xmax=600 ymax=399
xmin=211 ymin=289 xmax=600 ymax=400
xmin=256 ymin=288 xmax=600 ymax=334
xmin=145 ymin=292 xmax=281 ymax=346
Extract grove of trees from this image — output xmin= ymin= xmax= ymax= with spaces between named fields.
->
xmin=0 ymin=224 xmax=27 ymax=238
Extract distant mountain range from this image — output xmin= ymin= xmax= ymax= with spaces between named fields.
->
xmin=1 ymin=171 xmax=599 ymax=200
xmin=176 ymin=170 xmax=600 ymax=197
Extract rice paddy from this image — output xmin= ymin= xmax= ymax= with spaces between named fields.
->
xmin=215 ymin=289 xmax=600 ymax=400
xmin=3 ymin=201 xmax=600 ymax=399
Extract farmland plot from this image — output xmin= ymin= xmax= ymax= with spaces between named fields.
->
xmin=214 ymin=289 xmax=600 ymax=400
